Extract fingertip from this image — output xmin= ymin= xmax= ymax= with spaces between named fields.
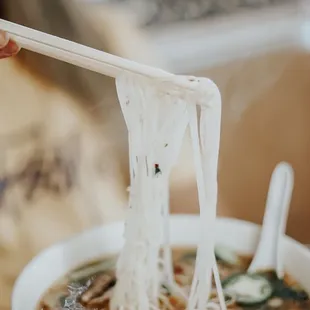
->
xmin=0 ymin=40 xmax=21 ymax=59
xmin=8 ymin=40 xmax=20 ymax=54
xmin=0 ymin=30 xmax=9 ymax=48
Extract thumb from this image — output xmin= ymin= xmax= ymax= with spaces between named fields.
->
xmin=0 ymin=31 xmax=20 ymax=59
xmin=0 ymin=30 xmax=9 ymax=48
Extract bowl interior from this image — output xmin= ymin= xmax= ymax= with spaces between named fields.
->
xmin=12 ymin=215 xmax=310 ymax=310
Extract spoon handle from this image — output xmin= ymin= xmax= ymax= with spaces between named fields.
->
xmin=248 ymin=162 xmax=294 ymax=279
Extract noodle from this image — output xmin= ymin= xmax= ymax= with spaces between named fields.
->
xmin=111 ymin=73 xmax=189 ymax=310
xmin=110 ymin=73 xmax=224 ymax=310
xmin=186 ymin=80 xmax=225 ymax=310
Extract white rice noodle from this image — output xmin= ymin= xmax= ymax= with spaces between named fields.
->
xmin=111 ymin=73 xmax=189 ymax=310
xmin=111 ymin=73 xmax=225 ymax=310
xmin=184 ymin=78 xmax=225 ymax=310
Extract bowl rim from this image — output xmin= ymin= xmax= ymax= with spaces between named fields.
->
xmin=12 ymin=215 xmax=310 ymax=310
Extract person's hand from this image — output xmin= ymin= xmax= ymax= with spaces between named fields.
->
xmin=0 ymin=30 xmax=20 ymax=59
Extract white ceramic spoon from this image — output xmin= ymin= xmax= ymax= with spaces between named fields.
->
xmin=248 ymin=161 xmax=294 ymax=279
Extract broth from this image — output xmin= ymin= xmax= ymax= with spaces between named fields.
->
xmin=38 ymin=247 xmax=310 ymax=310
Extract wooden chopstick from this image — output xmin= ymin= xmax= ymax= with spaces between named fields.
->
xmin=0 ymin=18 xmax=173 ymax=80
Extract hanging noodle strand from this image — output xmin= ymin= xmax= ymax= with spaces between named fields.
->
xmin=111 ymin=73 xmax=189 ymax=310
xmin=111 ymin=73 xmax=224 ymax=310
xmin=186 ymin=78 xmax=226 ymax=310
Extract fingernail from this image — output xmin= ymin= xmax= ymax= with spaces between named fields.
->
xmin=3 ymin=40 xmax=20 ymax=55
xmin=0 ymin=40 xmax=20 ymax=59
xmin=7 ymin=40 xmax=20 ymax=54
xmin=0 ymin=30 xmax=9 ymax=48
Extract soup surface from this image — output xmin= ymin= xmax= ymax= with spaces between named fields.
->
xmin=38 ymin=246 xmax=310 ymax=310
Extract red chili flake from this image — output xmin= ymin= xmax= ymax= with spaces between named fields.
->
xmin=169 ymin=296 xmax=179 ymax=307
xmin=174 ymin=265 xmax=183 ymax=275
xmin=154 ymin=164 xmax=161 ymax=175
xmin=169 ymin=296 xmax=185 ymax=309
xmin=39 ymin=302 xmax=50 ymax=310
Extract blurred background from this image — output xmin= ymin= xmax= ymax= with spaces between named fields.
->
xmin=0 ymin=0 xmax=310 ymax=307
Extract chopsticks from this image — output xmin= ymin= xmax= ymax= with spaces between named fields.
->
xmin=0 ymin=19 xmax=219 ymax=95
xmin=0 ymin=18 xmax=173 ymax=80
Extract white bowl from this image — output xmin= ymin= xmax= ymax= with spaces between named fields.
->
xmin=12 ymin=215 xmax=310 ymax=310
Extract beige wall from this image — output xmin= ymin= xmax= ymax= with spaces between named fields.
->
xmin=171 ymin=50 xmax=310 ymax=243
